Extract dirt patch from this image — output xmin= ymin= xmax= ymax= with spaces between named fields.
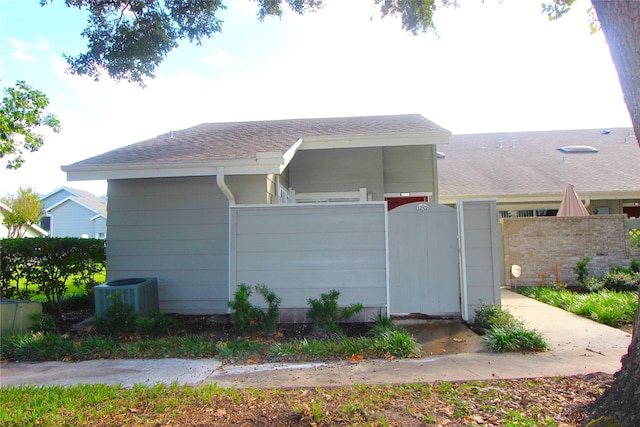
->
xmin=396 ymin=318 xmax=485 ymax=355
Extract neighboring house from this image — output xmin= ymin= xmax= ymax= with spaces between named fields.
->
xmin=40 ymin=187 xmax=107 ymax=238
xmin=0 ymin=201 xmax=48 ymax=238
xmin=62 ymin=114 xmax=503 ymax=320
xmin=438 ymin=128 xmax=640 ymax=218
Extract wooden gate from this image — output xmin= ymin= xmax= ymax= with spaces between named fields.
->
xmin=388 ymin=202 xmax=460 ymax=315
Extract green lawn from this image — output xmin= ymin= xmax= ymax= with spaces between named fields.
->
xmin=517 ymin=287 xmax=637 ymax=327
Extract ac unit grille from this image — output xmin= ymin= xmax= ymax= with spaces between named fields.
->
xmin=94 ymin=277 xmax=159 ymax=318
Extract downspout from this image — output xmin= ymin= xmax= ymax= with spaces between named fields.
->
xmin=217 ymin=166 xmax=235 ymax=315
xmin=216 ymin=166 xmax=235 ymax=205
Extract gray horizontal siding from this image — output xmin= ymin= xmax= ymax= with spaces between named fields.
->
xmin=289 ymin=148 xmax=384 ymax=199
xmin=383 ymin=146 xmax=436 ymax=195
xmin=49 ymin=202 xmax=94 ymax=238
xmin=105 ymin=177 xmax=230 ymax=315
xmin=230 ymin=203 xmax=388 ymax=310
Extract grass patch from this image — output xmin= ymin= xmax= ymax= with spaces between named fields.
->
xmin=518 ymin=287 xmax=638 ymax=327
xmin=0 ymin=376 xmax=607 ymax=426
xmin=0 ymin=320 xmax=419 ymax=363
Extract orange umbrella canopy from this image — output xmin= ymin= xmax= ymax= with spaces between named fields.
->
xmin=557 ymin=184 xmax=590 ymax=216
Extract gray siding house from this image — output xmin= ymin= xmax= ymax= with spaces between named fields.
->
xmin=62 ymin=115 xmax=502 ymax=321
xmin=40 ymin=187 xmax=107 ymax=238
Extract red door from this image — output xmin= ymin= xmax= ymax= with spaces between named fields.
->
xmin=623 ymin=206 xmax=640 ymax=218
xmin=385 ymin=196 xmax=429 ymax=211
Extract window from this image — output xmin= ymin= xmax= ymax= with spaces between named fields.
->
xmin=40 ymin=216 xmax=51 ymax=232
xmin=279 ymin=187 xmax=291 ymax=204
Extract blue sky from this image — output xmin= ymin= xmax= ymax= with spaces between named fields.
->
xmin=0 ymin=0 xmax=632 ymax=196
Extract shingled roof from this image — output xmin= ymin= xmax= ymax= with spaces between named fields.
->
xmin=61 ymin=114 xmax=449 ymax=182
xmin=66 ymin=114 xmax=448 ymax=167
xmin=438 ymin=128 xmax=640 ymax=203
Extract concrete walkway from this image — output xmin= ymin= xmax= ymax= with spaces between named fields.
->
xmin=0 ymin=290 xmax=632 ymax=389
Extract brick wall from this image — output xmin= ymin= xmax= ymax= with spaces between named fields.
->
xmin=500 ymin=215 xmax=632 ymax=287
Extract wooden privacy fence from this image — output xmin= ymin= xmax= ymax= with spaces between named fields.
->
xmin=501 ymin=214 xmax=636 ymax=287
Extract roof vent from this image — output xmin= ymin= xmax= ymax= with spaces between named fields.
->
xmin=169 ymin=130 xmax=174 ymax=138
xmin=510 ymin=138 xmax=516 ymax=148
xmin=557 ymin=146 xmax=598 ymax=153
xmin=602 ymin=129 xmax=611 ymax=135
xmin=497 ymin=139 xmax=503 ymax=149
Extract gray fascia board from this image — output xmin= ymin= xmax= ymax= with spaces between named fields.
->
xmin=62 ymin=159 xmax=285 ymax=181
xmin=299 ymin=132 xmax=451 ymax=150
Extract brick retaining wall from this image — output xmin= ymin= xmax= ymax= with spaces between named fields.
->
xmin=500 ymin=215 xmax=632 ymax=287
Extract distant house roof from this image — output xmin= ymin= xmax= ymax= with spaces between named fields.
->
xmin=438 ymin=128 xmax=640 ymax=204
xmin=62 ymin=114 xmax=450 ymax=181
xmin=41 ymin=187 xmax=107 ymax=218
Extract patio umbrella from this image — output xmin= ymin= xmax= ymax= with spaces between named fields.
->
xmin=557 ymin=184 xmax=590 ymax=216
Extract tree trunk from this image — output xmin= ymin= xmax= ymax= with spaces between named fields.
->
xmin=591 ymin=1 xmax=640 ymax=145
xmin=588 ymin=2 xmax=640 ymax=426
xmin=590 ymin=293 xmax=640 ymax=425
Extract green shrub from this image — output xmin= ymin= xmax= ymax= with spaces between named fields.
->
xmin=228 ymin=283 xmax=281 ymax=334
xmin=368 ymin=315 xmax=419 ymax=358
xmin=582 ymin=276 xmax=604 ymax=292
xmin=306 ymin=289 xmax=363 ymax=333
xmin=601 ymin=271 xmax=640 ymax=292
xmin=137 ymin=311 xmax=177 ymax=338
xmin=474 ymin=304 xmax=522 ymax=331
xmin=573 ymin=257 xmax=591 ymax=287
xmin=0 ymin=237 xmax=105 ymax=315
xmin=474 ymin=304 xmax=548 ymax=353
xmin=29 ymin=312 xmax=57 ymax=334
xmin=94 ymin=293 xmax=138 ymax=336
xmin=482 ymin=325 xmax=548 ymax=353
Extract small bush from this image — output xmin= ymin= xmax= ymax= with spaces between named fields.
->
xmin=573 ymin=257 xmax=591 ymax=287
xmin=474 ymin=304 xmax=522 ymax=331
xmin=29 ymin=312 xmax=57 ymax=334
xmin=94 ymin=293 xmax=138 ymax=336
xmin=474 ymin=304 xmax=548 ymax=353
xmin=368 ymin=315 xmax=419 ymax=358
xmin=482 ymin=325 xmax=548 ymax=353
xmin=582 ymin=276 xmax=604 ymax=292
xmin=601 ymin=271 xmax=640 ymax=292
xmin=306 ymin=289 xmax=363 ymax=333
xmin=137 ymin=311 xmax=177 ymax=338
xmin=228 ymin=283 xmax=281 ymax=334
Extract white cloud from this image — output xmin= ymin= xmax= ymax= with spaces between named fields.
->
xmin=198 ymin=48 xmax=243 ymax=67
xmin=5 ymin=37 xmax=50 ymax=61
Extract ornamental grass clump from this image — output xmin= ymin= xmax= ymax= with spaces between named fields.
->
xmin=474 ymin=304 xmax=548 ymax=353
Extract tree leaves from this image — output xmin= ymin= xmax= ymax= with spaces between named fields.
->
xmin=41 ymin=0 xmax=326 ymax=86
xmin=0 ymin=81 xmax=60 ymax=169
